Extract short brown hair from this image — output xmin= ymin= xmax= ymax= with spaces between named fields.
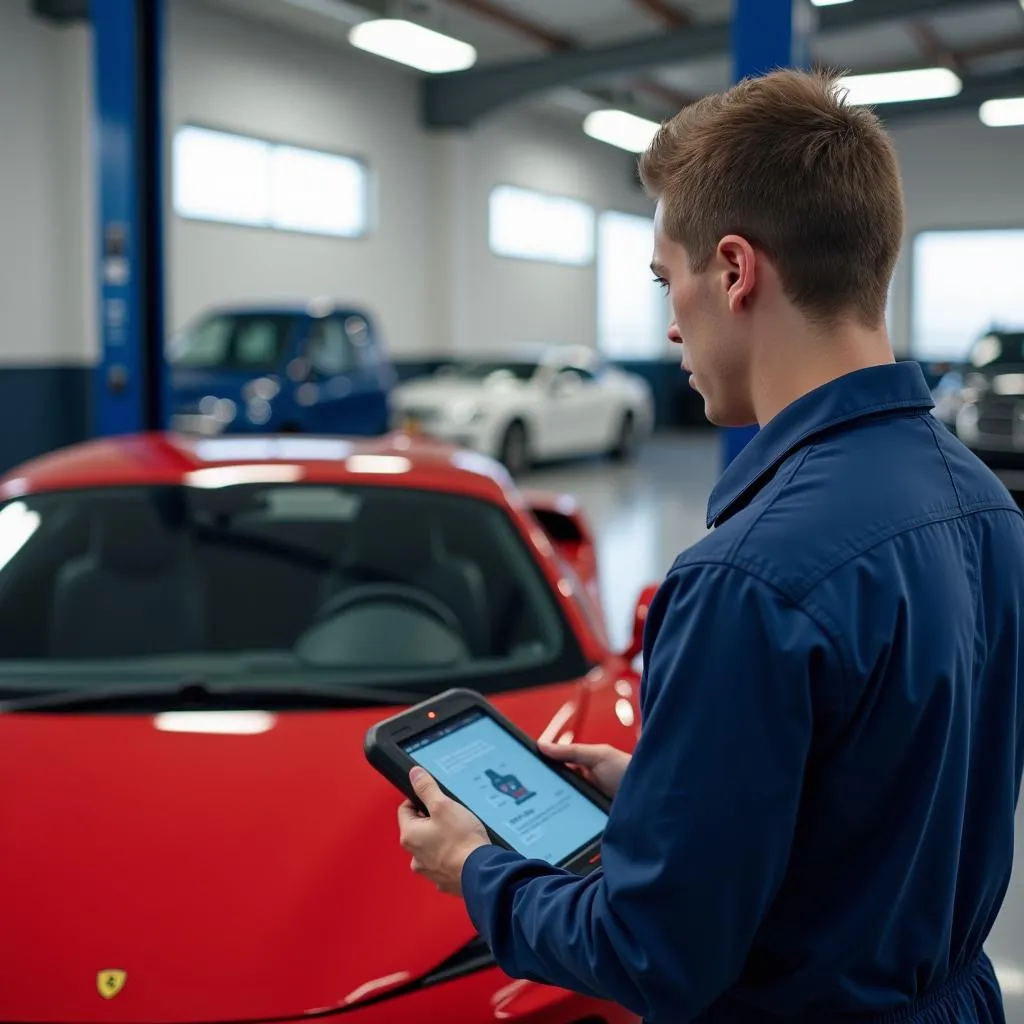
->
xmin=638 ymin=68 xmax=904 ymax=326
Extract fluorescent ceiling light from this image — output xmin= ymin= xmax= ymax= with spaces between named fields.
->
xmin=980 ymin=96 xmax=1024 ymax=126
xmin=811 ymin=0 xmax=854 ymax=5
xmin=583 ymin=109 xmax=661 ymax=153
xmin=348 ymin=19 xmax=476 ymax=74
xmin=838 ymin=67 xmax=962 ymax=105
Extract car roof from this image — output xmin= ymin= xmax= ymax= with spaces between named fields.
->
xmin=0 ymin=432 xmax=515 ymax=505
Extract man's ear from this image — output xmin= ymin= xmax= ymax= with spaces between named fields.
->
xmin=717 ymin=235 xmax=757 ymax=313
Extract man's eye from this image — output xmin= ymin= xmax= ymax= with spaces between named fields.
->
xmin=652 ymin=276 xmax=669 ymax=293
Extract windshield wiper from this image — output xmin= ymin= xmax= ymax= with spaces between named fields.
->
xmin=0 ymin=678 xmax=425 ymax=713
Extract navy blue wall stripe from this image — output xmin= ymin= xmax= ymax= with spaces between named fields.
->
xmin=0 ymin=367 xmax=91 ymax=476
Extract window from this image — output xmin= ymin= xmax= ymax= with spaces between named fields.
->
xmin=269 ymin=145 xmax=367 ymax=237
xmin=173 ymin=128 xmax=269 ymax=227
xmin=168 ymin=313 xmax=294 ymax=371
xmin=564 ymin=366 xmax=596 ymax=383
xmin=236 ymin=321 xmax=282 ymax=367
xmin=173 ymin=125 xmax=369 ymax=238
xmin=305 ymin=318 xmax=353 ymax=376
xmin=0 ymin=484 xmax=588 ymax=697
xmin=911 ymin=229 xmax=1024 ymax=362
xmin=597 ymin=211 xmax=668 ymax=359
xmin=488 ymin=185 xmax=595 ymax=266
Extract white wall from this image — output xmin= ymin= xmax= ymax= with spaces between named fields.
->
xmin=443 ymin=109 xmax=655 ymax=355
xmin=2 ymin=0 xmax=1024 ymax=369
xmin=0 ymin=5 xmax=93 ymax=365
xmin=887 ymin=113 xmax=1024 ymax=357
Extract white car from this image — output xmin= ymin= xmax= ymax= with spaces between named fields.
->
xmin=391 ymin=345 xmax=655 ymax=475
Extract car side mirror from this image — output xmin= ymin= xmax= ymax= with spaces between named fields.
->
xmin=524 ymin=491 xmax=591 ymax=564
xmin=623 ymin=584 xmax=660 ymax=661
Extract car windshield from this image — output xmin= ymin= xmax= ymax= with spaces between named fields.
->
xmin=168 ymin=313 xmax=295 ymax=371
xmin=446 ymin=361 xmax=538 ymax=382
xmin=0 ymin=483 xmax=586 ymax=697
xmin=969 ymin=332 xmax=1024 ymax=368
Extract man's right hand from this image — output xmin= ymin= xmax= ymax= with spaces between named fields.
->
xmin=538 ymin=739 xmax=632 ymax=799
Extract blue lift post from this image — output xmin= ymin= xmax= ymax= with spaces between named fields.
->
xmin=91 ymin=0 xmax=167 ymax=437
xmin=722 ymin=0 xmax=815 ymax=470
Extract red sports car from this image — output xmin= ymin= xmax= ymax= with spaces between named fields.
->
xmin=0 ymin=431 xmax=655 ymax=1024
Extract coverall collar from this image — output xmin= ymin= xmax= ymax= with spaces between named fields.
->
xmin=707 ymin=360 xmax=936 ymax=529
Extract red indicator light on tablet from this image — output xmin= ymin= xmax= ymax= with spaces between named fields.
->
xmin=427 ymin=711 xmax=437 ymax=719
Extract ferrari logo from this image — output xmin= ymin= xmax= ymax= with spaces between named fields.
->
xmin=97 ymin=970 xmax=127 ymax=999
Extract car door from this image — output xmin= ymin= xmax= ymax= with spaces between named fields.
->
xmin=292 ymin=313 xmax=390 ymax=436
xmin=544 ymin=364 xmax=611 ymax=456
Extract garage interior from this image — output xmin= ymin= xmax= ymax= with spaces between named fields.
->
xmin=2 ymin=0 xmax=1024 ymax=1020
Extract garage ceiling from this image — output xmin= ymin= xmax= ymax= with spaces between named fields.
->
xmin=198 ymin=0 xmax=1024 ymax=126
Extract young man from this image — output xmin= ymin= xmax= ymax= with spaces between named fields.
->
xmin=397 ymin=69 xmax=1024 ymax=1024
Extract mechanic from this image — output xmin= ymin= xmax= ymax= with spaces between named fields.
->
xmin=396 ymin=69 xmax=1024 ymax=1024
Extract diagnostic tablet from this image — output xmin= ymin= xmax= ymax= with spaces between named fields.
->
xmin=365 ymin=688 xmax=610 ymax=875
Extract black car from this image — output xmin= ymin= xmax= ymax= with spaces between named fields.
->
xmin=953 ymin=330 xmax=1024 ymax=471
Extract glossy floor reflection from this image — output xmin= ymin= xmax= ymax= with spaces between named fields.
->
xmin=521 ymin=430 xmax=1024 ymax=1021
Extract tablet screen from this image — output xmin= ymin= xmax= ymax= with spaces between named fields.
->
xmin=402 ymin=709 xmax=608 ymax=866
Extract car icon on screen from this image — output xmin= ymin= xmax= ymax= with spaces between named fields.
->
xmin=485 ymin=769 xmax=535 ymax=805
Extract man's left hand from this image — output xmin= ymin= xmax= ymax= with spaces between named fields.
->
xmin=398 ymin=766 xmax=491 ymax=896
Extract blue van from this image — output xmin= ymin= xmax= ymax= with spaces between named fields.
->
xmin=167 ymin=300 xmax=395 ymax=437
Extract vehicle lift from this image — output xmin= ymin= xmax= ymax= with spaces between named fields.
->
xmin=35 ymin=0 xmax=168 ymax=437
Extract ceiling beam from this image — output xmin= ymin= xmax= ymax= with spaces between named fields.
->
xmin=31 ymin=0 xmax=88 ymax=21
xmin=872 ymin=65 xmax=1024 ymax=123
xmin=839 ymin=26 xmax=1024 ymax=76
xmin=954 ymin=31 xmax=1024 ymax=62
xmin=442 ymin=0 xmax=696 ymax=113
xmin=422 ymin=0 xmax=1012 ymax=127
xmin=631 ymin=0 xmax=693 ymax=30
xmin=444 ymin=0 xmax=573 ymax=51
xmin=629 ymin=77 xmax=696 ymax=108
xmin=906 ymin=19 xmax=966 ymax=74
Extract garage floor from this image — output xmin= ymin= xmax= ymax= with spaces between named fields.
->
xmin=521 ymin=430 xmax=1024 ymax=1018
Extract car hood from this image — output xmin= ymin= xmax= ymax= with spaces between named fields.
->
xmin=168 ymin=368 xmax=265 ymax=411
xmin=393 ymin=379 xmax=523 ymax=407
xmin=0 ymin=685 xmax=587 ymax=1023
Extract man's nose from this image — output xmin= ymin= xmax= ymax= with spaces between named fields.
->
xmin=667 ymin=321 xmax=682 ymax=344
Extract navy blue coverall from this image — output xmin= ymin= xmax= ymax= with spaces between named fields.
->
xmin=462 ymin=362 xmax=1024 ymax=1024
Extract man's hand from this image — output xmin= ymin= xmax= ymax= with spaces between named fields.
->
xmin=538 ymin=740 xmax=632 ymax=799
xmin=397 ymin=767 xmax=491 ymax=896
